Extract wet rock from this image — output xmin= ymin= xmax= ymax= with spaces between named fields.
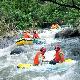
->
xmin=71 ymin=48 xmax=80 ymax=56
xmin=10 ymin=47 xmax=24 ymax=55
xmin=55 ymin=28 xmax=80 ymax=38
xmin=70 ymin=29 xmax=80 ymax=37
xmin=77 ymin=25 xmax=80 ymax=33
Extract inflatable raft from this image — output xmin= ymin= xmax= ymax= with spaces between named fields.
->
xmin=16 ymin=38 xmax=45 ymax=46
xmin=17 ymin=59 xmax=75 ymax=69
xmin=16 ymin=39 xmax=33 ymax=46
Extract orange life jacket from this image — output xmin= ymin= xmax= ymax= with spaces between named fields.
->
xmin=23 ymin=32 xmax=30 ymax=38
xmin=54 ymin=50 xmax=64 ymax=62
xmin=51 ymin=24 xmax=59 ymax=29
xmin=33 ymin=51 xmax=44 ymax=65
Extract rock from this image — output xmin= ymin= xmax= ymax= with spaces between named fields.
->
xmin=69 ymin=29 xmax=80 ymax=37
xmin=77 ymin=24 xmax=80 ymax=33
xmin=55 ymin=28 xmax=80 ymax=38
xmin=10 ymin=48 xmax=24 ymax=55
xmin=71 ymin=48 xmax=80 ymax=56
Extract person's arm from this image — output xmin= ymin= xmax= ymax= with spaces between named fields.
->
xmin=59 ymin=52 xmax=65 ymax=63
xmin=38 ymin=54 xmax=43 ymax=65
xmin=37 ymin=34 xmax=40 ymax=38
xmin=59 ymin=52 xmax=63 ymax=57
xmin=33 ymin=34 xmax=35 ymax=38
xmin=27 ymin=33 xmax=32 ymax=38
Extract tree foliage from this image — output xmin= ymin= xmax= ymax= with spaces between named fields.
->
xmin=41 ymin=0 xmax=80 ymax=10
xmin=0 ymin=0 xmax=80 ymax=31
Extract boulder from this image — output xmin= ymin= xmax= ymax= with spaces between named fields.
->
xmin=71 ymin=48 xmax=80 ymax=56
xmin=77 ymin=24 xmax=80 ymax=33
xmin=10 ymin=47 xmax=24 ymax=55
xmin=55 ymin=28 xmax=80 ymax=38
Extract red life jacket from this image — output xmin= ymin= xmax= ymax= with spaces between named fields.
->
xmin=54 ymin=50 xmax=64 ymax=62
xmin=33 ymin=33 xmax=39 ymax=38
xmin=33 ymin=51 xmax=44 ymax=65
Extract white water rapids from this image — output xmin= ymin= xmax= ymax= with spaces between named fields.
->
xmin=0 ymin=28 xmax=80 ymax=80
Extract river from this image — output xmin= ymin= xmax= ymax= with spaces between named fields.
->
xmin=0 ymin=29 xmax=80 ymax=80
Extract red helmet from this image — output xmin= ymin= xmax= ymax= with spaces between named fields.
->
xmin=54 ymin=46 xmax=60 ymax=51
xmin=40 ymin=47 xmax=46 ymax=53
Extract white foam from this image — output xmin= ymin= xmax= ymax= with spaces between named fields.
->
xmin=0 ymin=44 xmax=17 ymax=57
xmin=44 ymin=50 xmax=55 ymax=61
xmin=32 ymin=76 xmax=46 ymax=80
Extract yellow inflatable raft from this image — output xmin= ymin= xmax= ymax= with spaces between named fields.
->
xmin=16 ymin=39 xmax=33 ymax=46
xmin=17 ymin=59 xmax=74 ymax=69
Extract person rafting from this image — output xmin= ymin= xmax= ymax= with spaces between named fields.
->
xmin=51 ymin=23 xmax=60 ymax=29
xmin=33 ymin=30 xmax=40 ymax=39
xmin=23 ymin=30 xmax=32 ymax=39
xmin=49 ymin=46 xmax=65 ymax=65
xmin=33 ymin=47 xmax=46 ymax=66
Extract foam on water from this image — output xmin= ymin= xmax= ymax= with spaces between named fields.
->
xmin=44 ymin=50 xmax=55 ymax=61
xmin=31 ymin=62 xmax=76 ymax=80
xmin=0 ymin=28 xmax=79 ymax=80
xmin=39 ymin=29 xmax=61 ymax=38
xmin=32 ymin=76 xmax=46 ymax=80
xmin=15 ymin=60 xmax=76 ymax=75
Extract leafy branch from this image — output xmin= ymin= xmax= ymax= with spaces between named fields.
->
xmin=40 ymin=0 xmax=80 ymax=10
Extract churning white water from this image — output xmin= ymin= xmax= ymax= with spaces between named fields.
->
xmin=0 ymin=28 xmax=80 ymax=80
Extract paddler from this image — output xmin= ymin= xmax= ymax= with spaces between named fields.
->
xmin=33 ymin=30 xmax=40 ymax=39
xmin=23 ymin=30 xmax=32 ymax=39
xmin=51 ymin=23 xmax=60 ymax=29
xmin=33 ymin=47 xmax=46 ymax=66
xmin=49 ymin=46 xmax=65 ymax=65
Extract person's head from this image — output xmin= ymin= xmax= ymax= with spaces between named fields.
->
xmin=54 ymin=46 xmax=61 ymax=52
xmin=40 ymin=47 xmax=46 ymax=55
xmin=23 ymin=31 xmax=26 ymax=34
xmin=33 ymin=30 xmax=36 ymax=34
xmin=26 ymin=30 xmax=30 ymax=33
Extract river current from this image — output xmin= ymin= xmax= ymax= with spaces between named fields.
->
xmin=0 ymin=29 xmax=80 ymax=80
